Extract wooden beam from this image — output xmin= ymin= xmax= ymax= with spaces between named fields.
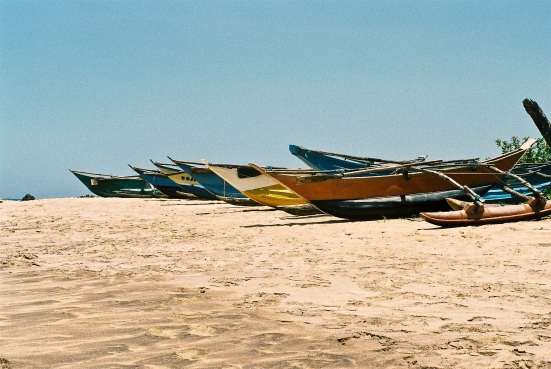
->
xmin=489 ymin=165 xmax=547 ymax=204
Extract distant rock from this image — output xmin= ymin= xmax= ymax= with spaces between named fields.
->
xmin=21 ymin=194 xmax=35 ymax=201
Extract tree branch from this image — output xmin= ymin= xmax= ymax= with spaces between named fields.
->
xmin=523 ymin=99 xmax=551 ymax=147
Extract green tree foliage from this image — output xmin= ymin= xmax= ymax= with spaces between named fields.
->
xmin=495 ymin=137 xmax=551 ymax=164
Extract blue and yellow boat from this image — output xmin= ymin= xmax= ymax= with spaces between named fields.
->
xmin=129 ymin=165 xmax=202 ymax=199
xmin=169 ymin=158 xmax=261 ymax=206
xmin=149 ymin=161 xmax=218 ymax=200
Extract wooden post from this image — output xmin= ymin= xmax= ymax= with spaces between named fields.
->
xmin=523 ymin=99 xmax=551 ymax=146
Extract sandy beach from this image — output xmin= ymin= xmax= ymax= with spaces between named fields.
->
xmin=1 ymin=197 xmax=551 ymax=368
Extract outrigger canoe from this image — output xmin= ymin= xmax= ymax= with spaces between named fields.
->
xmin=420 ymin=197 xmax=551 ymax=226
xmin=70 ymin=169 xmax=166 ymax=198
xmin=251 ymin=140 xmax=534 ymax=220
xmin=290 ymin=144 xmax=551 ymax=204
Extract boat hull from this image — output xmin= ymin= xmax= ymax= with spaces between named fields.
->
xmin=290 ymin=145 xmax=550 ymax=205
xmin=258 ymin=146 xmax=527 ymax=203
xmin=148 ymin=184 xmax=200 ymax=199
xmin=71 ymin=170 xmax=164 ymax=198
xmin=275 ymin=204 xmax=323 ymax=216
xmin=173 ymin=161 xmax=252 ymax=200
xmin=242 ymin=185 xmax=308 ymax=207
xmin=215 ymin=196 xmax=264 ymax=206
xmin=206 ymin=164 xmax=307 ymax=207
xmin=150 ymin=162 xmax=218 ymax=200
xmin=131 ymin=166 xmax=200 ymax=200
xmin=310 ymin=185 xmax=493 ymax=220
xmin=289 ymin=145 xmax=373 ymax=170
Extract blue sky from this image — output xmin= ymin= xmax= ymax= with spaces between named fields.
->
xmin=1 ymin=0 xmax=550 ymax=199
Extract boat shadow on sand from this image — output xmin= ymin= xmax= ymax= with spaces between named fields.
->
xmin=241 ymin=214 xmax=449 ymax=228
xmin=158 ymin=201 xmax=223 ymax=206
xmin=241 ymin=215 xmax=356 ymax=228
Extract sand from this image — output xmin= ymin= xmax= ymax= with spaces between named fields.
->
xmin=1 ymin=197 xmax=551 ymax=368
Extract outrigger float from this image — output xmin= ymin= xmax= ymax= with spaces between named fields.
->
xmin=420 ymin=197 xmax=551 ymax=226
xmin=420 ymin=168 xmax=551 ymax=226
xmin=421 ymin=99 xmax=551 ymax=227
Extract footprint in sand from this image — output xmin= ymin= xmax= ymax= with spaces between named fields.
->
xmin=176 ymin=348 xmax=207 ymax=361
xmin=148 ymin=327 xmax=180 ymax=339
xmin=188 ymin=325 xmax=217 ymax=337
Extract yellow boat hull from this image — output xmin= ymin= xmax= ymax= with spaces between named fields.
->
xmin=243 ymin=184 xmax=307 ymax=207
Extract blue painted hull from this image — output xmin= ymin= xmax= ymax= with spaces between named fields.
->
xmin=174 ymin=162 xmax=247 ymax=199
xmin=130 ymin=166 xmax=206 ymax=200
xmin=177 ymin=184 xmax=219 ymax=200
xmin=289 ymin=144 xmax=377 ymax=170
xmin=289 ymin=145 xmax=404 ymax=176
xmin=171 ymin=160 xmax=262 ymax=206
xmin=483 ymin=164 xmax=551 ymax=203
xmin=132 ymin=168 xmax=180 ymax=188
xmin=150 ymin=161 xmax=218 ymax=200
